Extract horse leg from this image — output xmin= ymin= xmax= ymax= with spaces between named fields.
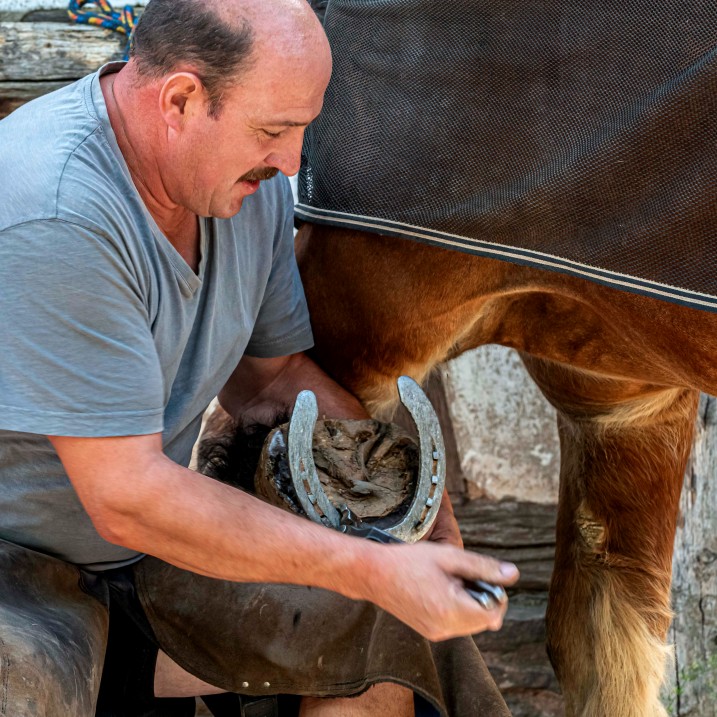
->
xmin=521 ymin=355 xmax=699 ymax=717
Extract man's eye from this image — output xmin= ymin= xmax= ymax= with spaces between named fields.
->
xmin=262 ymin=129 xmax=282 ymax=139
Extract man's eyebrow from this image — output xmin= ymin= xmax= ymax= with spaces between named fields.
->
xmin=268 ymin=120 xmax=310 ymax=127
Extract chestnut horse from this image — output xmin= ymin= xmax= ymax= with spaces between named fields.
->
xmin=295 ymin=223 xmax=716 ymax=716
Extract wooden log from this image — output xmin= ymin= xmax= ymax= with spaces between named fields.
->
xmin=2 ymin=10 xmax=70 ymax=23
xmin=459 ymin=498 xmax=562 ymax=715
xmin=441 ymin=347 xmax=560 ymax=504
xmin=455 ymin=499 xmax=557 ymax=591
xmin=0 ymin=0 xmax=102 ymax=21
xmin=0 ymin=22 xmax=124 ymax=81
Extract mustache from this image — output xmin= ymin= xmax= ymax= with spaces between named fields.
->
xmin=238 ymin=167 xmax=280 ymax=182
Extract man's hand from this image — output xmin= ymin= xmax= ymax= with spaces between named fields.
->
xmin=361 ymin=540 xmax=519 ymax=642
xmin=219 ymin=352 xmax=369 ymax=424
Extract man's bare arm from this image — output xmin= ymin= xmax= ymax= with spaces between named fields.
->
xmin=49 ymin=431 xmax=516 ymax=640
xmin=218 ymin=352 xmax=368 ymax=423
xmin=48 ymin=352 xmax=517 ymax=640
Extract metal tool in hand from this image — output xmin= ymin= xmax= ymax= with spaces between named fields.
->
xmin=287 ymin=375 xmax=507 ymax=610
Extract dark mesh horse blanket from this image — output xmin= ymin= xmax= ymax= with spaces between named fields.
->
xmin=297 ymin=0 xmax=717 ymax=311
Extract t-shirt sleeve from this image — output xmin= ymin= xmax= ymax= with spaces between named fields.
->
xmin=244 ymin=180 xmax=314 ymax=358
xmin=0 ymin=219 xmax=165 ymax=437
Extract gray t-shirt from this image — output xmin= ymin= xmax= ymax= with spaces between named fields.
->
xmin=0 ymin=64 xmax=313 ymax=569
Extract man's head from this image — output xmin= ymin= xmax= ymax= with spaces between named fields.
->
xmin=121 ymin=0 xmax=332 ymax=218
xmin=130 ymin=0 xmax=255 ymax=118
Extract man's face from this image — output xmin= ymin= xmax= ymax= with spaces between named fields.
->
xmin=168 ymin=49 xmax=331 ymax=218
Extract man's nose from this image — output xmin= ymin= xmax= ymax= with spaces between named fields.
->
xmin=266 ymin=132 xmax=304 ymax=177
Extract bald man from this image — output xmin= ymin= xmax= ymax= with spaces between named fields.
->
xmin=0 ymin=1 xmax=516 ymax=715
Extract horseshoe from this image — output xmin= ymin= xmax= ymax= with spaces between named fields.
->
xmin=287 ymin=389 xmax=341 ymax=529
xmin=287 ymin=376 xmax=446 ymax=542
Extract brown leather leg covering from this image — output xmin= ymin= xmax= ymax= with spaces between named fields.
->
xmin=0 ymin=538 xmax=109 ymax=717
xmin=134 ymin=557 xmax=510 ymax=717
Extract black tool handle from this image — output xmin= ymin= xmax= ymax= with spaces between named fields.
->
xmin=462 ymin=579 xmax=507 ymax=609
xmin=344 ymin=524 xmax=405 ymax=544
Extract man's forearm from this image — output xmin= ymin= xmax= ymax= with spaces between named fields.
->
xmin=51 ymin=429 xmax=518 ymax=641
xmin=218 ymin=352 xmax=369 ymax=423
xmin=58 ymin=432 xmax=373 ymax=598
xmin=134 ymin=460 xmax=371 ymax=595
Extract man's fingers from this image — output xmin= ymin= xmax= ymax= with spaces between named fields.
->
xmin=445 ymin=548 xmax=520 ymax=586
xmin=418 ymin=578 xmax=508 ymax=641
xmin=451 ymin=577 xmax=508 ymax=629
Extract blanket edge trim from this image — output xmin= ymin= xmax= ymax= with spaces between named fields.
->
xmin=295 ymin=204 xmax=717 ymax=314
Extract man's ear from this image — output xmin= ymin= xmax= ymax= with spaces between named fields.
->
xmin=158 ymin=72 xmax=206 ymax=131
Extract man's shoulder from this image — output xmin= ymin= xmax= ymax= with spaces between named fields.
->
xmin=0 ymin=74 xmax=122 ymax=233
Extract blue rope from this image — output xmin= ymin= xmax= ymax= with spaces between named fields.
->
xmin=67 ymin=0 xmax=136 ymax=61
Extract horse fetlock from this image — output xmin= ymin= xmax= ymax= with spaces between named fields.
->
xmin=557 ymin=571 xmax=672 ymax=717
